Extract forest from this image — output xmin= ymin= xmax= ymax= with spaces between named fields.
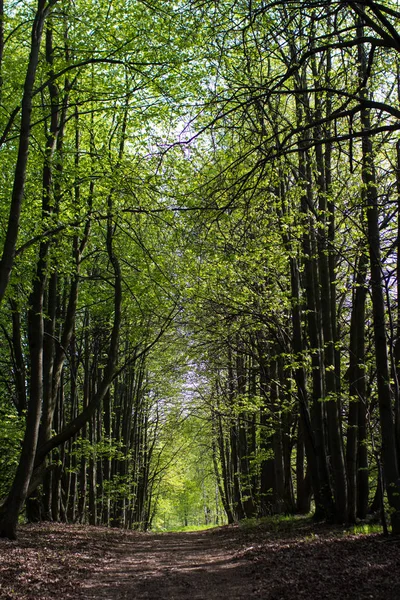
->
xmin=1 ymin=0 xmax=400 ymax=558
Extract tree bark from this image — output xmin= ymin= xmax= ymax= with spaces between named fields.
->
xmin=358 ymin=18 xmax=400 ymax=533
xmin=0 ymin=0 xmax=55 ymax=304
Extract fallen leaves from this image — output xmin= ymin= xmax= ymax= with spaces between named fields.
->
xmin=0 ymin=520 xmax=399 ymax=599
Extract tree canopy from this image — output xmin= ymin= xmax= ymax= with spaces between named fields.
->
xmin=1 ymin=0 xmax=400 ymax=540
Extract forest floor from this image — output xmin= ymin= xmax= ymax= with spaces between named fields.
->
xmin=0 ymin=518 xmax=399 ymax=599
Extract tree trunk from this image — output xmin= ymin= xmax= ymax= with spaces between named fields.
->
xmin=0 ymin=0 xmax=53 ymax=304
xmin=347 ymin=251 xmax=368 ymax=522
xmin=358 ymin=19 xmax=400 ymax=533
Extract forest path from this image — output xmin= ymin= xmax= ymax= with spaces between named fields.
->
xmin=1 ymin=521 xmax=400 ymax=599
xmin=81 ymin=528 xmax=255 ymax=599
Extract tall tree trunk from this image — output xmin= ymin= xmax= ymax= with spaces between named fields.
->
xmin=0 ymin=17 xmax=59 ymax=537
xmin=347 ymin=251 xmax=368 ymax=522
xmin=358 ymin=18 xmax=400 ymax=533
xmin=0 ymin=0 xmax=54 ymax=304
xmin=311 ymin=39 xmax=347 ymax=520
xmin=299 ymin=141 xmax=334 ymax=520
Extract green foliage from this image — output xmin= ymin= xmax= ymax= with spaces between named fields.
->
xmin=156 ymin=523 xmax=217 ymax=533
xmin=152 ymin=414 xmax=224 ymax=530
xmin=349 ymin=524 xmax=383 ymax=536
xmin=0 ymin=0 xmax=400 ymax=536
xmin=0 ymin=407 xmax=24 ymax=499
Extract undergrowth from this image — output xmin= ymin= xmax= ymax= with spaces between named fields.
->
xmin=153 ymin=523 xmax=218 ymax=533
xmin=237 ymin=514 xmax=385 ymax=538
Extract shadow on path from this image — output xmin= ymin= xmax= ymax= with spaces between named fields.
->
xmin=80 ymin=529 xmax=258 ymax=600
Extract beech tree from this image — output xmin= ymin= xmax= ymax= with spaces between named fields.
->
xmin=2 ymin=0 xmax=400 ymax=539
xmin=180 ymin=0 xmax=400 ymax=531
xmin=0 ymin=0 xmax=197 ymax=538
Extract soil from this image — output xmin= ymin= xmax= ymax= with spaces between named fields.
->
xmin=1 ymin=520 xmax=400 ymax=599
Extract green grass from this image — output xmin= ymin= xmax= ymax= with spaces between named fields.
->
xmin=153 ymin=523 xmax=220 ymax=533
xmin=238 ymin=514 xmax=386 ymax=538
xmin=238 ymin=513 xmax=312 ymax=532
xmin=347 ymin=523 xmax=383 ymax=535
xmin=153 ymin=514 xmax=386 ymax=537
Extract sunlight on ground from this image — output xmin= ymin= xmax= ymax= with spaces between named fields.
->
xmin=152 ymin=523 xmax=222 ymax=533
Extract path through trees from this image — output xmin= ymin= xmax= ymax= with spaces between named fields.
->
xmin=1 ymin=521 xmax=400 ymax=599
xmin=2 ymin=0 xmax=400 ymax=540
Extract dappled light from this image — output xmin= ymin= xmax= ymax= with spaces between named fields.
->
xmin=1 ymin=0 xmax=400 ymax=597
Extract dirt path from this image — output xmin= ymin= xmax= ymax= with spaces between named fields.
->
xmin=81 ymin=529 xmax=255 ymax=599
xmin=1 ymin=521 xmax=400 ymax=600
